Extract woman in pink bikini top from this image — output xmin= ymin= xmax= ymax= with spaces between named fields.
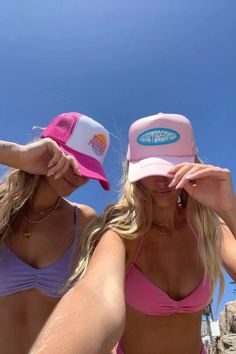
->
xmin=31 ymin=113 xmax=236 ymax=354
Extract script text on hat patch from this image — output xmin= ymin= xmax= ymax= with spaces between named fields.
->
xmin=89 ymin=134 xmax=107 ymax=156
xmin=137 ymin=128 xmax=180 ymax=146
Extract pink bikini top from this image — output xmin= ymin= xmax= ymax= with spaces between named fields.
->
xmin=125 ymin=226 xmax=212 ymax=316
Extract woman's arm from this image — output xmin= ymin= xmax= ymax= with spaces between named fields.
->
xmin=168 ymin=162 xmax=236 ymax=280
xmin=221 ymin=213 xmax=236 ymax=282
xmin=0 ymin=140 xmax=22 ymax=168
xmin=0 ymin=138 xmax=80 ymax=177
xmin=30 ymin=230 xmax=126 ymax=354
xmin=219 ymin=202 xmax=236 ymax=237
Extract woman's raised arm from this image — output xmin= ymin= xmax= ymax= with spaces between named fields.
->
xmin=0 ymin=138 xmax=80 ymax=177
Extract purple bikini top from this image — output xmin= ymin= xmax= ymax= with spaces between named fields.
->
xmin=0 ymin=206 xmax=78 ymax=298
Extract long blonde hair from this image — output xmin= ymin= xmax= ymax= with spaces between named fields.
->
xmin=69 ymin=158 xmax=224 ymax=302
xmin=0 ymin=168 xmax=39 ymax=248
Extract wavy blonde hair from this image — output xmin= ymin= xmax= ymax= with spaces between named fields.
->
xmin=69 ymin=157 xmax=224 ymax=303
xmin=0 ymin=168 xmax=39 ymax=249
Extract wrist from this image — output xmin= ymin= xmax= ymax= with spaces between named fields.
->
xmin=0 ymin=141 xmax=23 ymax=168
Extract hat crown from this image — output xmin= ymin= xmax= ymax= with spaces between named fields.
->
xmin=127 ymin=113 xmax=197 ymax=161
xmin=41 ymin=112 xmax=110 ymax=164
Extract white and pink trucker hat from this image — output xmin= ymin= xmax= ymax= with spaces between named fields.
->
xmin=40 ymin=112 xmax=110 ymax=190
xmin=127 ymin=113 xmax=197 ymax=182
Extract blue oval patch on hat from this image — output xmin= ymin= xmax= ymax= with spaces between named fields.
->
xmin=137 ymin=128 xmax=180 ymax=146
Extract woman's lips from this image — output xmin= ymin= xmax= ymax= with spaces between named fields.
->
xmin=155 ymin=189 xmax=174 ymax=197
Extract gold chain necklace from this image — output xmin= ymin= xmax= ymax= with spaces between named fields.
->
xmin=152 ymin=221 xmax=173 ymax=235
xmin=29 ymin=199 xmax=59 ymax=215
xmin=21 ymin=197 xmax=61 ymax=239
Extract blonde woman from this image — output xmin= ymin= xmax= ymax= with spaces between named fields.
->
xmin=31 ymin=113 xmax=236 ymax=354
xmin=0 ymin=112 xmax=110 ymax=354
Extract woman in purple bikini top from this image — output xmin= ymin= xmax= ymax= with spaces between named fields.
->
xmin=0 ymin=111 xmax=110 ymax=354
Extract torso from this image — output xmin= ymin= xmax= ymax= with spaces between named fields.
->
xmin=0 ymin=199 xmax=85 ymax=354
xmin=0 ymin=290 xmax=60 ymax=354
xmin=120 ymin=216 xmax=212 ymax=354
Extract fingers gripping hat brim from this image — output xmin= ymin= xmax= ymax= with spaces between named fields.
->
xmin=60 ymin=145 xmax=110 ymax=190
xmin=128 ymin=156 xmax=195 ymax=182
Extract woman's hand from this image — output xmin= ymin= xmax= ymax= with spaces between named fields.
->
xmin=168 ymin=162 xmax=236 ymax=216
xmin=19 ymin=138 xmax=80 ymax=178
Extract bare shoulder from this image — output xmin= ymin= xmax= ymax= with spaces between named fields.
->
xmin=96 ymin=229 xmax=125 ymax=251
xmin=74 ymin=202 xmax=97 ymax=228
xmin=65 ymin=199 xmax=96 ymax=216
xmin=91 ymin=229 xmax=126 ymax=261
xmin=64 ymin=200 xmax=97 ymax=238
xmin=76 ymin=203 xmax=97 ymax=220
xmin=87 ymin=229 xmax=126 ymax=282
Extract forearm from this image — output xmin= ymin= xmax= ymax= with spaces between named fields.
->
xmin=30 ymin=281 xmax=125 ymax=354
xmin=219 ymin=198 xmax=236 ymax=238
xmin=0 ymin=140 xmax=23 ymax=169
xmin=220 ymin=198 xmax=236 ymax=281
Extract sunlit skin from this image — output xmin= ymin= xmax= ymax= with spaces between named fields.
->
xmin=0 ymin=138 xmax=96 ymax=354
xmin=44 ymin=167 xmax=89 ymax=198
xmin=117 ymin=164 xmax=236 ymax=354
xmin=139 ymin=175 xmax=182 ymax=229
xmin=140 ymin=175 xmax=180 ymax=207
xmin=122 ymin=174 xmax=205 ymax=354
xmin=27 ymin=155 xmax=236 ymax=354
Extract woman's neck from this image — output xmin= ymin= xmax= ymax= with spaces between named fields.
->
xmin=153 ymin=204 xmax=181 ymax=229
xmin=29 ymin=178 xmax=60 ymax=211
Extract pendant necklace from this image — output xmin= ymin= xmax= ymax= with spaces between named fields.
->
xmin=21 ymin=197 xmax=61 ymax=239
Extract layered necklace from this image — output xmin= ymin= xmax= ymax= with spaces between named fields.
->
xmin=21 ymin=197 xmax=61 ymax=239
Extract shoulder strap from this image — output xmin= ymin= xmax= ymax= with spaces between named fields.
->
xmin=73 ymin=204 xmax=79 ymax=243
xmin=129 ymin=235 xmax=145 ymax=265
xmin=186 ymin=217 xmax=198 ymax=241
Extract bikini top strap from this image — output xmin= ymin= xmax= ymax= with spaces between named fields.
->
xmin=186 ymin=217 xmax=198 ymax=241
xmin=129 ymin=234 xmax=145 ymax=266
xmin=73 ymin=204 xmax=79 ymax=243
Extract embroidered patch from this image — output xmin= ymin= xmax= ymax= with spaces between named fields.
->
xmin=137 ymin=128 xmax=180 ymax=146
xmin=88 ymin=134 xmax=107 ymax=156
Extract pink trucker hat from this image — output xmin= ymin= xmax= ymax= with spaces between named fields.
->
xmin=127 ymin=113 xmax=197 ymax=182
xmin=40 ymin=112 xmax=110 ymax=190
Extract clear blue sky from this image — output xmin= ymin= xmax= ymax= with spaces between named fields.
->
xmin=0 ymin=0 xmax=236 ymax=316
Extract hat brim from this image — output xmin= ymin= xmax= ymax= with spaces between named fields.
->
xmin=60 ymin=145 xmax=110 ymax=191
xmin=128 ymin=156 xmax=195 ymax=182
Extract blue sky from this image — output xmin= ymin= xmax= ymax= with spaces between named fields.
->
xmin=0 ymin=0 xmax=236 ymax=316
